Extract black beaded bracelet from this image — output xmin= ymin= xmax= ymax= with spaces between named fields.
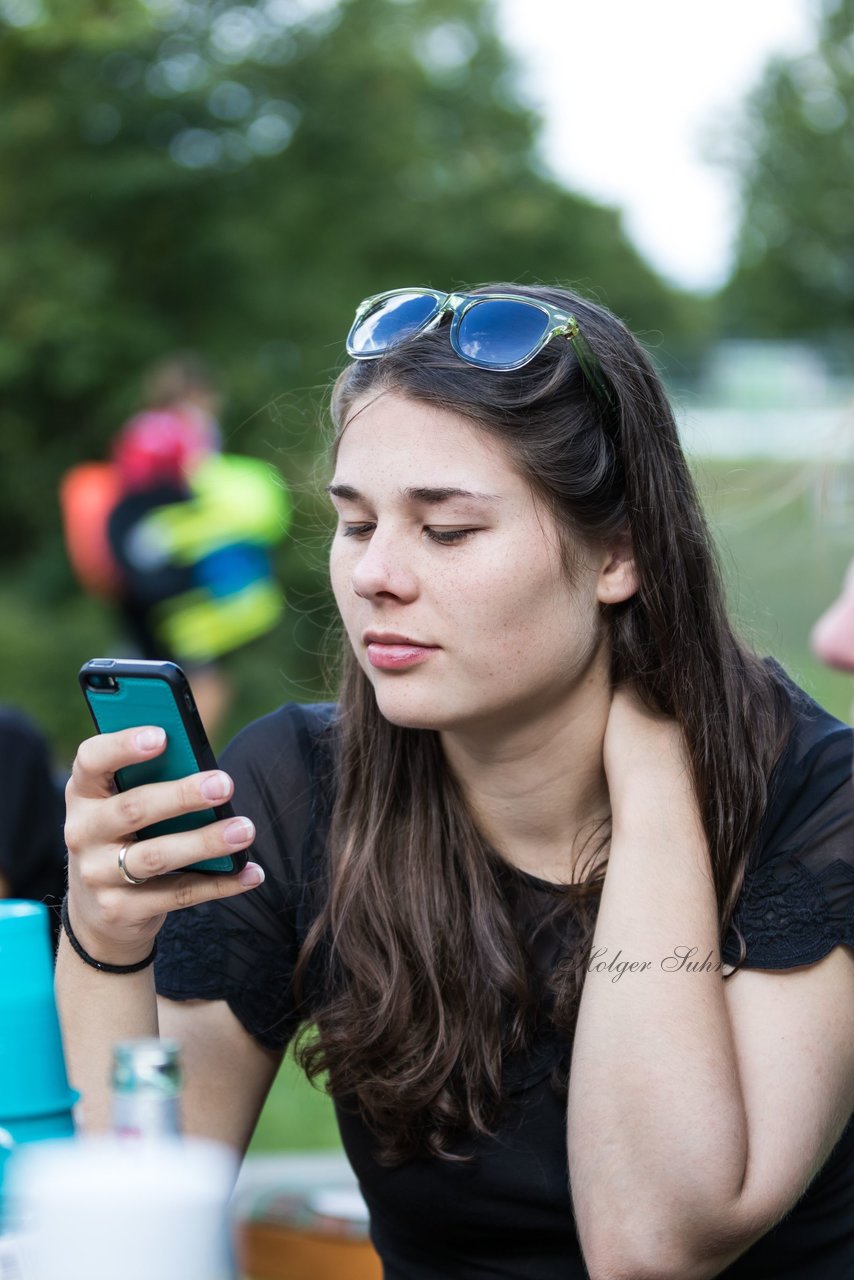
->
xmin=61 ymin=897 xmax=157 ymax=975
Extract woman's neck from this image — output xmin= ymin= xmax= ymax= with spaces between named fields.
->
xmin=440 ymin=655 xmax=613 ymax=885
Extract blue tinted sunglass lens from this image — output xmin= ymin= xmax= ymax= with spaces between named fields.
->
xmin=348 ymin=292 xmax=440 ymax=355
xmin=456 ymin=300 xmax=550 ymax=368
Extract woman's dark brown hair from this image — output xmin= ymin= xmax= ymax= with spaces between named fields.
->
xmin=293 ymin=283 xmax=794 ymax=1166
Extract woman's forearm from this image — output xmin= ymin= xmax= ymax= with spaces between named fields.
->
xmin=55 ymin=935 xmax=159 ymax=1132
xmin=56 ymin=714 xmax=262 ymax=1140
xmin=567 ymin=766 xmax=748 ymax=1275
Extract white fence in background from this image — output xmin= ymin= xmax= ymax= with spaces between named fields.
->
xmin=675 ymin=405 xmax=854 ymax=460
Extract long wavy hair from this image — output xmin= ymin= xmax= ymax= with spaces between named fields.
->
xmin=293 ymin=283 xmax=794 ymax=1167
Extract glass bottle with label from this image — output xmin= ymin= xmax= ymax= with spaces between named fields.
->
xmin=111 ymin=1038 xmax=182 ymax=1139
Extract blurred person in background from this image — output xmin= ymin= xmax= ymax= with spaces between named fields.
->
xmin=0 ymin=706 xmax=66 ymax=943
xmin=107 ymin=354 xmax=229 ymax=736
xmin=61 ymin=355 xmax=291 ymax=745
xmin=58 ymin=285 xmax=853 ymax=1280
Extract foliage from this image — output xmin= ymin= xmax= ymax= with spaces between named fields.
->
xmin=0 ymin=0 xmax=701 ymax=556
xmin=0 ymin=0 xmax=709 ymax=736
xmin=722 ymin=0 xmax=854 ymax=344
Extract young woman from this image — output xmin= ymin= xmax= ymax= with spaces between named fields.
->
xmin=58 ymin=285 xmax=854 ymax=1280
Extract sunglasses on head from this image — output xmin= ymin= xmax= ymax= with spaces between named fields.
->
xmin=345 ymin=287 xmax=615 ymax=413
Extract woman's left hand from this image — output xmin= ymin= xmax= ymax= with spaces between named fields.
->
xmin=602 ymin=685 xmax=693 ymax=817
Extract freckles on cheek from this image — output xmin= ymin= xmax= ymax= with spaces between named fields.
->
xmin=464 ymin=598 xmax=539 ymax=685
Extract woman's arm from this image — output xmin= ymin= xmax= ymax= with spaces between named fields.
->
xmin=57 ymin=967 xmax=280 ymax=1151
xmin=56 ymin=724 xmax=263 ymax=1142
xmin=158 ymin=997 xmax=282 ymax=1153
xmin=56 ymin=939 xmax=159 ymax=1133
xmin=567 ymin=689 xmax=854 ymax=1280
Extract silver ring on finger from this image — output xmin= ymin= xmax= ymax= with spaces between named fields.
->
xmin=118 ymin=841 xmax=148 ymax=886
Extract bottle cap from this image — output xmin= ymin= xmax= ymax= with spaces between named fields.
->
xmin=111 ymin=1038 xmax=182 ymax=1097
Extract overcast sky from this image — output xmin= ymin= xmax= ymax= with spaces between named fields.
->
xmin=495 ymin=0 xmax=816 ymax=293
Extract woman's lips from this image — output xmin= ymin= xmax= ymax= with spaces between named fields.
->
xmin=366 ymin=642 xmax=438 ymax=670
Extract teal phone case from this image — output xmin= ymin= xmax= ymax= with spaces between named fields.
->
xmin=83 ymin=670 xmax=237 ymax=874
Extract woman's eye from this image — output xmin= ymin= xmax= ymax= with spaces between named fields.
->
xmin=338 ymin=524 xmax=477 ymax=544
xmin=425 ymin=528 xmax=476 ymax=545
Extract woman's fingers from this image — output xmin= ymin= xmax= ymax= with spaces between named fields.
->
xmin=64 ymin=728 xmax=265 ymax=967
xmin=66 ymin=726 xmax=247 ymax=865
xmin=118 ymin=816 xmax=257 ymax=882
xmin=118 ymin=865 xmax=262 ymax=916
xmin=65 ymin=812 xmax=263 ymax=960
xmin=70 ymin=726 xmax=168 ymax=799
xmin=99 ymin=767 xmax=236 ymax=843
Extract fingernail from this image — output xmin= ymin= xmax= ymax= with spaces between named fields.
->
xmin=224 ymin=818 xmax=255 ymax=845
xmin=201 ymin=772 xmax=230 ymax=801
xmin=136 ymin=727 xmax=165 ymax=751
xmin=238 ymin=863 xmax=265 ymax=887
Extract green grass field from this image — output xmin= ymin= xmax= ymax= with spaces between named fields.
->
xmin=696 ymin=455 xmax=852 ymax=717
xmin=248 ymin=455 xmax=854 ymax=1155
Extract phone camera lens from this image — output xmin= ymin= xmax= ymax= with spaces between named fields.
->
xmin=88 ymin=674 xmax=118 ymax=692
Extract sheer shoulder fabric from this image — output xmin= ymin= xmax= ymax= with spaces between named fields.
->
xmin=154 ymin=702 xmax=337 ymax=1050
xmin=722 ymin=675 xmax=854 ymax=971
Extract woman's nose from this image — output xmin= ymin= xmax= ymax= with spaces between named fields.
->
xmin=351 ymin=529 xmax=419 ymax=602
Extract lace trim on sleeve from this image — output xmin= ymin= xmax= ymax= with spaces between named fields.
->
xmin=722 ymin=856 xmax=854 ymax=969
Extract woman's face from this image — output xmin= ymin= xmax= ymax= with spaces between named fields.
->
xmin=328 ymin=390 xmax=618 ymax=733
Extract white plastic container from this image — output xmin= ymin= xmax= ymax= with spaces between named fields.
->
xmin=6 ymin=1135 xmax=237 ymax=1280
xmin=0 ymin=1233 xmax=26 ymax=1279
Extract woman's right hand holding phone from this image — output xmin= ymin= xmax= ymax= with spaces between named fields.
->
xmin=64 ymin=726 xmax=263 ymax=966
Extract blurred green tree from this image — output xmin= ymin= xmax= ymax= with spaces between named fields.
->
xmin=0 ymin=0 xmax=705 ymax=749
xmin=722 ymin=0 xmax=854 ymax=345
xmin=0 ymin=0 xmax=700 ymax=558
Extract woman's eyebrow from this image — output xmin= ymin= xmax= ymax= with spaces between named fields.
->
xmin=326 ymin=483 xmax=501 ymax=505
xmin=405 ymin=486 xmax=502 ymax=505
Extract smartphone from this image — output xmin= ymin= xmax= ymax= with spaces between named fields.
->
xmin=79 ymin=658 xmax=248 ymax=875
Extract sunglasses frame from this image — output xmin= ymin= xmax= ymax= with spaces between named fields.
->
xmin=346 ymin=287 xmax=615 ymax=413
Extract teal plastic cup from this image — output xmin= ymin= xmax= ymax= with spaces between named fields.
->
xmin=0 ymin=901 xmax=78 ymax=1139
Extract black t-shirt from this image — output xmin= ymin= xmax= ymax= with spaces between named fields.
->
xmin=155 ymin=671 xmax=854 ymax=1279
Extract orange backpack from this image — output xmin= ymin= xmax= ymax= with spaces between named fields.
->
xmin=58 ymin=463 xmax=124 ymax=598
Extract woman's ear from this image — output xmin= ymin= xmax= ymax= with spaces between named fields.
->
xmin=596 ymin=529 xmax=639 ymax=605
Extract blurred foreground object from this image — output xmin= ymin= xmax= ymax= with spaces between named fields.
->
xmin=7 ymin=1135 xmax=237 ymax=1280
xmin=235 ymin=1153 xmax=380 ymax=1280
xmin=111 ymin=1038 xmax=182 ymax=1139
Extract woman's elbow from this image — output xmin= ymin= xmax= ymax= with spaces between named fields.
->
xmin=583 ymin=1244 xmax=685 ymax=1280
xmin=580 ymin=1223 xmax=740 ymax=1280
